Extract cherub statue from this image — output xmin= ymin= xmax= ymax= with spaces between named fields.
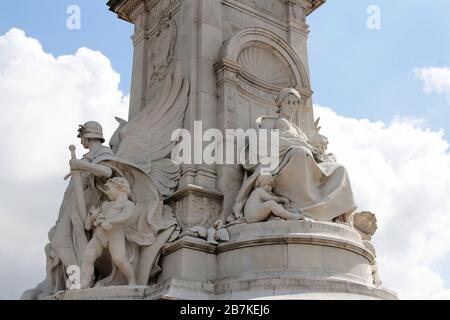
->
xmin=353 ymin=211 xmax=382 ymax=287
xmin=244 ymin=174 xmax=305 ymax=223
xmin=81 ymin=177 xmax=136 ymax=289
xmin=308 ymin=118 xmax=337 ymax=163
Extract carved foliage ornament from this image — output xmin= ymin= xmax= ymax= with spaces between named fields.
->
xmin=174 ymin=195 xmax=222 ymax=231
xmin=149 ymin=16 xmax=177 ymax=80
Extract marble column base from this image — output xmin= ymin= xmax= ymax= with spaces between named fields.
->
xmin=47 ymin=221 xmax=398 ymax=300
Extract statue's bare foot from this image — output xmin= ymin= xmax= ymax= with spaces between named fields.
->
xmin=207 ymin=229 xmax=219 ymax=245
xmin=286 ymin=207 xmax=302 ymax=214
xmin=287 ymin=208 xmax=306 ymax=220
xmin=286 ymin=213 xmax=305 ymax=220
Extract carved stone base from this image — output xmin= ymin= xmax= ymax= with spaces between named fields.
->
xmin=48 ymin=221 xmax=397 ymax=300
xmin=166 ymin=184 xmax=224 ymax=231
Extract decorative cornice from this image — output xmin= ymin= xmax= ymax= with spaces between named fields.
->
xmin=107 ymin=0 xmax=145 ymax=22
xmin=162 ymin=236 xmax=218 ymax=255
xmin=166 ymin=184 xmax=224 ymax=203
xmin=305 ymin=0 xmax=326 ymax=16
xmin=108 ymin=0 xmax=325 ymax=23
xmin=281 ymin=0 xmax=326 ymax=16
xmin=214 ymin=58 xmax=242 ymax=75
xmin=108 ymin=0 xmax=182 ymax=24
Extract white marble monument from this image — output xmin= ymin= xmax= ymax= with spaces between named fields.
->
xmin=21 ymin=0 xmax=397 ymax=300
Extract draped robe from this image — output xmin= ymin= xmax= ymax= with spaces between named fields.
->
xmin=234 ymin=118 xmax=357 ymax=222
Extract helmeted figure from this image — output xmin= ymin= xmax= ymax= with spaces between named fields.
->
xmin=77 ymin=121 xmax=105 ymax=142
xmin=22 ymin=63 xmax=189 ymax=300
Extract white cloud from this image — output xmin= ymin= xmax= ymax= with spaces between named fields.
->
xmin=415 ymin=67 xmax=450 ymax=100
xmin=0 ymin=28 xmax=129 ymax=180
xmin=0 ymin=28 xmax=128 ymax=299
xmin=316 ymin=105 xmax=450 ymax=300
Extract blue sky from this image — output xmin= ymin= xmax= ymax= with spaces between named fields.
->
xmin=1 ymin=1 xmax=450 ymax=299
xmin=0 ymin=0 xmax=134 ymax=93
xmin=308 ymin=0 xmax=450 ymax=137
xmin=1 ymin=0 xmax=449 ymax=139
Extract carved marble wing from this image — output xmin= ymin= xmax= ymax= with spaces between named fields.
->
xmin=113 ymin=62 xmax=189 ymax=197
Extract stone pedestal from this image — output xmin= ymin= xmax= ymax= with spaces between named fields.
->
xmin=50 ymin=221 xmax=397 ymax=300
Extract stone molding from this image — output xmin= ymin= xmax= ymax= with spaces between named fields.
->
xmin=47 ymin=277 xmax=397 ymax=300
xmin=107 ymin=0 xmax=145 ymax=22
xmin=162 ymin=221 xmax=376 ymax=264
xmin=163 ymin=233 xmax=375 ymax=264
xmin=281 ymin=0 xmax=326 ymax=16
xmin=221 ymin=0 xmax=324 ymax=33
xmin=108 ymin=0 xmax=182 ymax=26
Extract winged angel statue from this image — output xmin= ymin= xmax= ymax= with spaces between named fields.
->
xmin=22 ymin=63 xmax=189 ymax=299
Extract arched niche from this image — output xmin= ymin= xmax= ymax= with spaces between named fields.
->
xmin=215 ymin=27 xmax=314 ymax=135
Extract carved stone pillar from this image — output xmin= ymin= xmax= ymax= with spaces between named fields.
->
xmin=109 ymin=0 xmax=225 ymax=230
xmin=108 ymin=0 xmax=323 ymax=226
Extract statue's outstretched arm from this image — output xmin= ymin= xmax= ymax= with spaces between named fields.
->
xmin=70 ymin=159 xmax=113 ymax=178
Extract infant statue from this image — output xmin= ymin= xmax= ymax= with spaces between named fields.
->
xmin=81 ymin=177 xmax=136 ymax=289
xmin=244 ymin=174 xmax=305 ymax=223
